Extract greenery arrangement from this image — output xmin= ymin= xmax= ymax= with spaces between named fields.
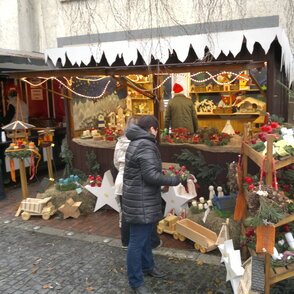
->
xmin=60 ymin=143 xmax=87 ymax=181
xmin=245 ymin=185 xmax=288 ymax=227
xmin=173 ymin=149 xmax=223 ymax=188
xmin=86 ymin=151 xmax=100 ymax=176
xmin=5 ymin=146 xmax=39 ymax=159
xmin=161 ymin=127 xmax=231 ymax=146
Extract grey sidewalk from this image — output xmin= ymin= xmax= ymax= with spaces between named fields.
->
xmin=0 ymin=220 xmax=232 ymax=294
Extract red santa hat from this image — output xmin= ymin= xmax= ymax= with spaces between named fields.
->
xmin=173 ymin=83 xmax=184 ymax=94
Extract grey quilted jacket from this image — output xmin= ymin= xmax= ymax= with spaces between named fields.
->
xmin=122 ymin=124 xmax=180 ymax=224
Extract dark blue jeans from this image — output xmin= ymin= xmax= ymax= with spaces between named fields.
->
xmin=127 ymin=223 xmax=155 ymax=288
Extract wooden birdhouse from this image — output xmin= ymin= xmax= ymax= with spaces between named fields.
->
xmin=37 ymin=128 xmax=55 ymax=147
xmin=2 ymin=120 xmax=35 ymax=144
xmin=108 ymin=112 xmax=116 ymax=127
xmin=206 ymin=83 xmax=213 ymax=91
xmin=98 ymin=114 xmax=105 ymax=130
xmin=239 ymin=79 xmax=250 ymax=90
xmin=116 ymin=106 xmax=125 ymax=129
xmin=223 ymin=84 xmax=231 ymax=92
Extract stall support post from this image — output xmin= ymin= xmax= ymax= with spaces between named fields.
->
xmin=264 ymin=134 xmax=275 ymax=294
xmin=19 ymin=158 xmax=28 ymax=199
xmin=265 ymin=134 xmax=274 ymax=186
xmin=46 ymin=146 xmax=54 ymax=179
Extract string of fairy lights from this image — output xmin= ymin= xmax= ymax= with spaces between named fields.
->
xmin=20 ymin=71 xmax=249 ymax=100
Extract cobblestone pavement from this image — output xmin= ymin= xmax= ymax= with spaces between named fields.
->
xmin=0 ymin=223 xmax=233 ymax=294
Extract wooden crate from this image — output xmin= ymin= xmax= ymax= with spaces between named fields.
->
xmin=176 ymin=219 xmax=217 ymax=252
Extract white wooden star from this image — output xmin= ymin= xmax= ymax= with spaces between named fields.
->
xmin=161 ymin=184 xmax=196 ymax=217
xmin=218 ymin=239 xmax=244 ymax=294
xmin=85 ymin=170 xmax=119 ymax=213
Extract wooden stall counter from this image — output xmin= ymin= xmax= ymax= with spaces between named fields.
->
xmin=160 ymin=142 xmax=241 ymax=154
xmin=70 ymin=138 xmax=116 ymax=175
xmin=72 ymin=138 xmax=116 ymax=149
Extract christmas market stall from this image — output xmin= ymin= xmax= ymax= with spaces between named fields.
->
xmin=6 ymin=26 xmax=294 ymax=294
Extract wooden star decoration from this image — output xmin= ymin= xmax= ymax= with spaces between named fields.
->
xmin=58 ymin=198 xmax=82 ymax=219
xmin=85 ymin=170 xmax=119 ymax=212
xmin=161 ymin=184 xmax=196 ymax=217
xmin=218 ymin=239 xmax=244 ymax=294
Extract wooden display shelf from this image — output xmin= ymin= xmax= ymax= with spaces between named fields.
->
xmin=190 ymin=89 xmax=263 ymax=94
xmin=242 ymin=141 xmax=294 ymax=172
xmin=197 ymin=112 xmax=260 ymax=116
xmin=241 ymin=133 xmax=294 ymax=294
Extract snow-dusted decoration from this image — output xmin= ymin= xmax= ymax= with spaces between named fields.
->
xmin=45 ymin=27 xmax=294 ymax=86
xmin=85 ymin=170 xmax=119 ymax=212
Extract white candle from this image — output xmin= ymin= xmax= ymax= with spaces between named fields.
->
xmin=285 ymin=232 xmax=294 ymax=249
xmin=199 ymin=197 xmax=205 ymax=204
xmin=198 ymin=203 xmax=203 ymax=210
xmin=271 ymin=247 xmax=281 ymax=260
xmin=192 ymin=200 xmax=197 ymax=207
xmin=204 ymin=203 xmax=208 ymax=209
xmin=207 ymin=200 xmax=212 ymax=206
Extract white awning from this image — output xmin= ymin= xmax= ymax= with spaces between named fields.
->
xmin=45 ymin=27 xmax=294 ymax=85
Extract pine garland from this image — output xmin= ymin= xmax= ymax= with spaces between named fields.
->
xmin=245 ymin=196 xmax=285 ymax=227
xmin=5 ymin=146 xmax=39 ymax=159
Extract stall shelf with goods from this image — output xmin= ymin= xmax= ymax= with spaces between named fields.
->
xmin=191 ymin=69 xmax=267 ymax=133
xmin=240 ymin=133 xmax=294 ymax=294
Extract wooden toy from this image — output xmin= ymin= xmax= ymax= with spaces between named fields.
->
xmin=17 ymin=197 xmax=56 ymax=220
xmin=176 ymin=218 xmax=218 ymax=253
xmin=58 ymin=198 xmax=82 ymax=219
xmin=157 ymin=215 xmax=181 ymax=239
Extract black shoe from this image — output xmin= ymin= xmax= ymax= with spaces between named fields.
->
xmin=132 ymin=285 xmax=154 ymax=294
xmin=144 ymin=267 xmax=166 ymax=278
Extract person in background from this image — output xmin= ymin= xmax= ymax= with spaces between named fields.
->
xmin=122 ymin=115 xmax=180 ymax=294
xmin=164 ymin=83 xmax=198 ymax=133
xmin=113 ymin=117 xmax=162 ymax=250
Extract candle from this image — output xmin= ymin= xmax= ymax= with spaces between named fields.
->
xmin=192 ymin=200 xmax=197 ymax=207
xmin=285 ymin=232 xmax=294 ymax=249
xmin=207 ymin=200 xmax=212 ymax=206
xmin=198 ymin=203 xmax=203 ymax=210
xmin=271 ymin=247 xmax=281 ymax=260
xmin=69 ymin=175 xmax=75 ymax=181
xmin=204 ymin=203 xmax=208 ymax=209
xmin=29 ymin=142 xmax=35 ymax=149
xmin=199 ymin=197 xmax=205 ymax=204
xmin=59 ymin=178 xmax=64 ymax=185
xmin=74 ymin=175 xmax=79 ymax=182
xmin=64 ymin=178 xmax=69 ymax=185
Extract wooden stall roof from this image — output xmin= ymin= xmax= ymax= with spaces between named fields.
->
xmin=9 ymin=60 xmax=266 ymax=78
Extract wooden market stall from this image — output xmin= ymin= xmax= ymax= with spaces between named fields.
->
xmin=241 ymin=133 xmax=294 ymax=294
xmin=8 ymin=28 xmax=293 ymax=179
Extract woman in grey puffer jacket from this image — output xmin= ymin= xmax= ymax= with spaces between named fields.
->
xmin=122 ymin=115 xmax=180 ymax=294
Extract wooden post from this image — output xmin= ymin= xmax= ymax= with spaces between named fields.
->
xmin=46 ymin=146 xmax=54 ymax=179
xmin=265 ymin=134 xmax=274 ymax=186
xmin=19 ymin=158 xmax=28 ymax=199
xmin=264 ymin=134 xmax=275 ymax=294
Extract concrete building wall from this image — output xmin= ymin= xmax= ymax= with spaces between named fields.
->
xmin=0 ymin=0 xmax=20 ymax=49
xmin=0 ymin=0 xmax=293 ymax=52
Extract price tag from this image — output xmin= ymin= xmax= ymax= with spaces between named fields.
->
xmin=76 ymin=187 xmax=83 ymax=194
